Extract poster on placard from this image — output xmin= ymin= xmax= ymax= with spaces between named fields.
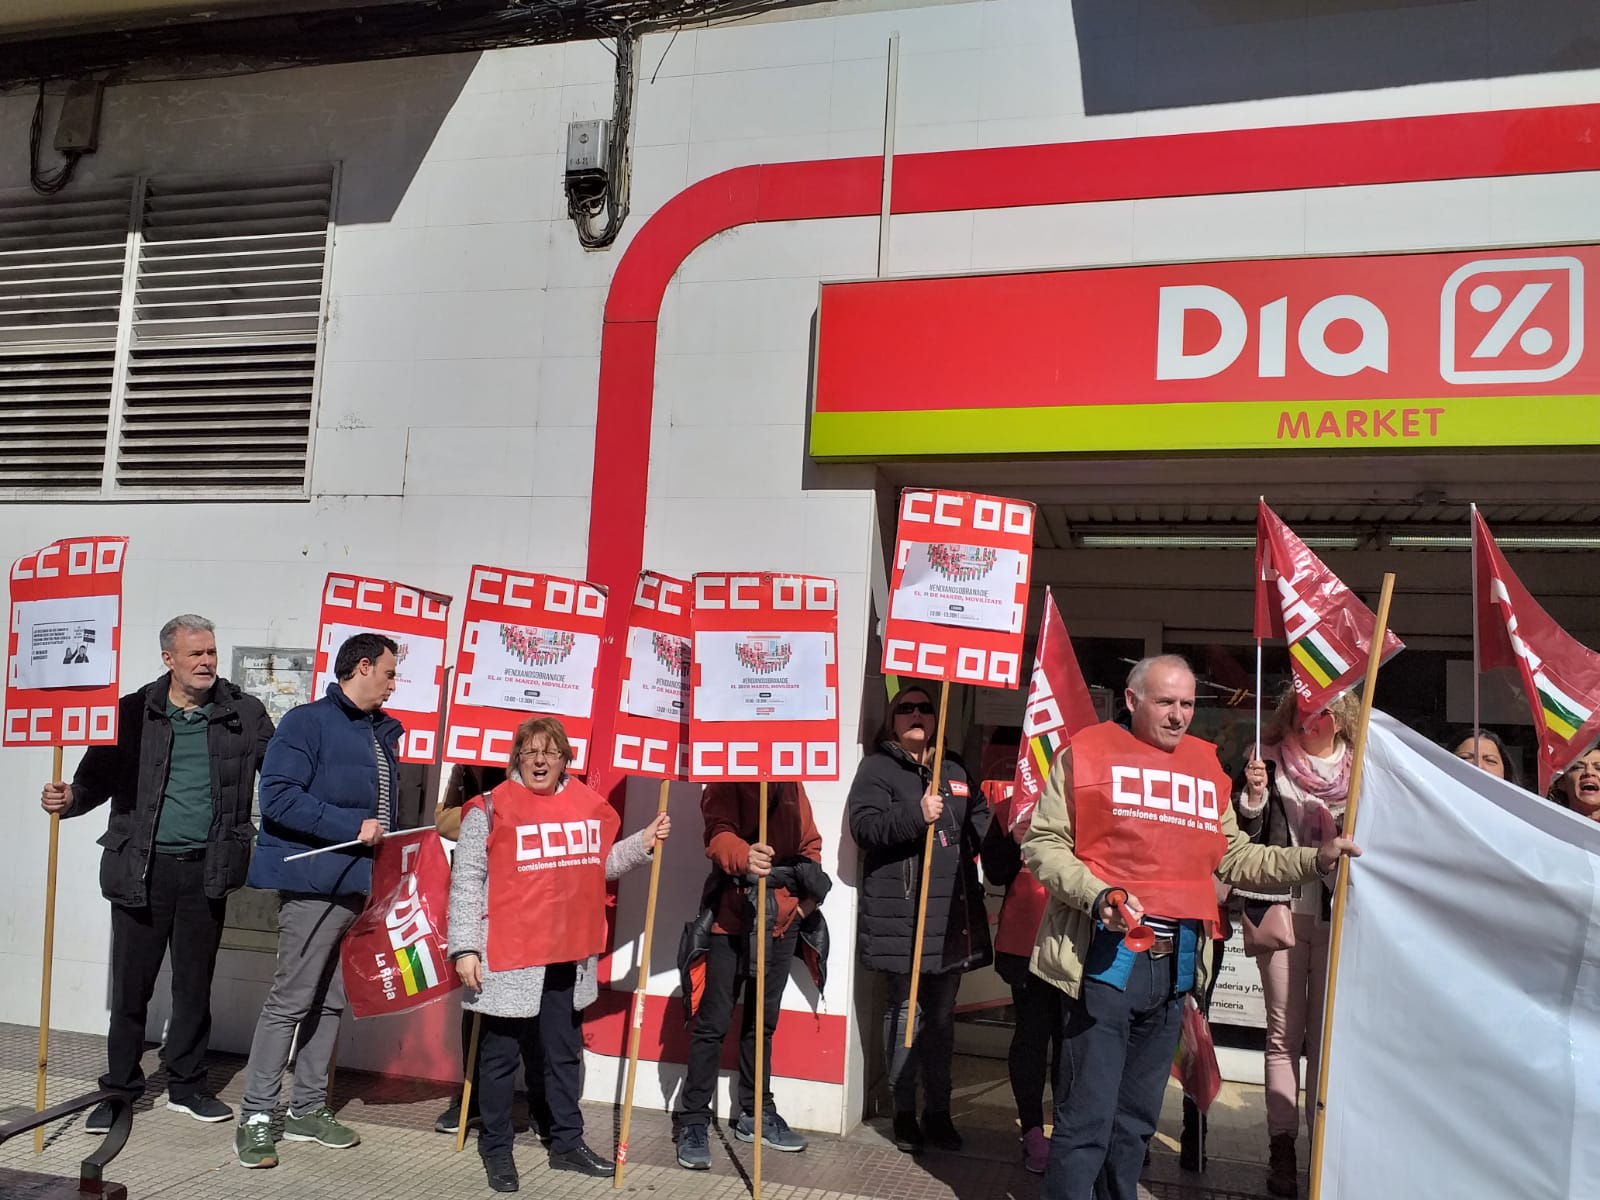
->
xmin=465 ymin=621 xmax=600 ymax=717
xmin=689 ymin=573 xmax=840 ymax=782
xmin=609 ymin=571 xmax=692 ymax=782
xmin=621 ymin=626 xmax=690 ymax=722
xmin=891 ymin=544 xmax=1027 ymax=633
xmin=693 ymin=631 xmax=835 ymax=722
xmin=881 ymin=489 xmax=1036 ymax=689
xmin=314 ymin=574 xmax=451 ymax=764
xmin=446 ymin=567 xmax=606 ymax=773
xmin=5 ymin=537 xmax=127 ymax=747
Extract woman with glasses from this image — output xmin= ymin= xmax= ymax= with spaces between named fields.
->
xmin=1548 ymin=748 xmax=1600 ymax=820
xmin=448 ymin=716 xmax=670 ymax=1193
xmin=848 ymin=684 xmax=991 ymax=1155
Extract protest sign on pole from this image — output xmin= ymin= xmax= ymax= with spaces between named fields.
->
xmin=881 ymin=489 xmax=1034 ymax=1043
xmin=6 ymin=535 xmax=128 ymax=1151
xmin=882 ymin=489 xmax=1035 ymax=689
xmin=688 ymin=572 xmax=840 ymax=782
xmin=609 ymin=570 xmax=691 ymax=1188
xmin=314 ymin=573 xmax=450 ymax=763
xmin=445 ymin=567 xmax=607 ymax=772
xmin=609 ymin=571 xmax=691 ymax=782
xmin=340 ymin=828 xmax=458 ymax=1019
xmin=688 ymin=572 xmax=838 ymax=1200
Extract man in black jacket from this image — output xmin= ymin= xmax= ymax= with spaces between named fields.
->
xmin=40 ymin=614 xmax=274 ymax=1134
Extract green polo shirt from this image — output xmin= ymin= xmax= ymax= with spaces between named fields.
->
xmin=154 ymin=701 xmax=215 ymax=853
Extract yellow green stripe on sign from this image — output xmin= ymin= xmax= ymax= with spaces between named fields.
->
xmin=395 ymin=945 xmax=422 ymax=996
xmin=808 ymin=395 xmax=1600 ymax=460
xmin=1290 ymin=641 xmax=1335 ymax=689
xmin=1535 ymin=672 xmax=1590 ymax=742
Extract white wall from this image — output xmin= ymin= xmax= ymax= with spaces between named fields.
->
xmin=2 ymin=0 xmax=1598 ymax=1133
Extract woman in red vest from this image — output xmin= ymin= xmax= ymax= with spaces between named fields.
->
xmin=979 ymin=777 xmax=1060 ymax=1175
xmin=449 ymin=716 xmax=670 ymax=1194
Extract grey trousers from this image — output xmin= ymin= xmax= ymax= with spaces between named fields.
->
xmin=883 ymin=970 xmax=962 ymax=1115
xmin=240 ymin=893 xmax=363 ymax=1116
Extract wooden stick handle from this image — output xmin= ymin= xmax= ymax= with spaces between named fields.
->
xmin=1307 ymin=571 xmax=1395 ymax=1199
xmin=753 ymin=780 xmax=770 ymax=1200
xmin=614 ymin=778 xmax=671 ymax=1188
xmin=903 ymin=679 xmax=951 ymax=1049
xmin=456 ymin=1010 xmax=482 ymax=1154
xmin=35 ymin=745 xmax=63 ymax=1155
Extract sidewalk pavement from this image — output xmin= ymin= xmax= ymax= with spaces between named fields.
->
xmin=1 ymin=1023 xmax=1303 ymax=1199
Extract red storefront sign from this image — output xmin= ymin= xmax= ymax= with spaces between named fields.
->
xmin=811 ymin=245 xmax=1599 ymax=457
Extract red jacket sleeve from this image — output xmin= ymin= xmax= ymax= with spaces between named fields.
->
xmin=702 ymin=782 xmax=754 ymax=875
xmin=796 ymin=783 xmax=823 ymax=864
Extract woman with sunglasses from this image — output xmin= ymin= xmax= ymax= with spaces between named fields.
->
xmin=848 ymin=683 xmax=992 ymax=1155
xmin=1235 ymin=686 xmax=1357 ymax=1198
xmin=448 ymin=715 xmax=670 ymax=1193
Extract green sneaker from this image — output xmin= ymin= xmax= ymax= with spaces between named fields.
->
xmin=283 ymin=1105 xmax=360 ymax=1149
xmin=235 ymin=1113 xmax=278 ymax=1169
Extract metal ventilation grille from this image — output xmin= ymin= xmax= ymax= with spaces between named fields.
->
xmin=0 ymin=182 xmax=132 ymax=490
xmin=117 ymin=166 xmax=333 ymax=490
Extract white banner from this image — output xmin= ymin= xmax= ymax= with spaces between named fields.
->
xmin=1318 ymin=713 xmax=1600 ymax=1200
xmin=11 ymin=595 xmax=118 ymax=689
xmin=315 ymin=622 xmax=446 ymax=715
xmin=891 ymin=542 xmax=1025 ymax=633
xmin=621 ymin=626 xmax=689 ymax=721
xmin=462 ymin=620 xmax=600 ymax=718
xmin=693 ymin=630 xmax=834 ymax=723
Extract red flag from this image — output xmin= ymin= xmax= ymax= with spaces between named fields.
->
xmin=1474 ymin=510 xmax=1600 ymax=793
xmin=1009 ymin=590 xmax=1098 ymax=833
xmin=1255 ymin=500 xmax=1403 ymax=712
xmin=340 ymin=829 xmax=459 ymax=1018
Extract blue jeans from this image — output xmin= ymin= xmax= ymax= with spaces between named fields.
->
xmin=1042 ymin=942 xmax=1182 ymax=1200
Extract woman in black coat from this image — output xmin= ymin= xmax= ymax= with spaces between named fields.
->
xmin=848 ymin=683 xmax=991 ymax=1155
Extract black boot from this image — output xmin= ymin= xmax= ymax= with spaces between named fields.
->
xmin=1180 ymin=1097 xmax=1207 ymax=1172
xmin=1267 ymin=1133 xmax=1298 ymax=1197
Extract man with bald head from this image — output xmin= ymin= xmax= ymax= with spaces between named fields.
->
xmin=1023 ymin=655 xmax=1360 ymax=1200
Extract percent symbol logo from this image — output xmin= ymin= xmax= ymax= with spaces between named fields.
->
xmin=1440 ymin=256 xmax=1584 ymax=385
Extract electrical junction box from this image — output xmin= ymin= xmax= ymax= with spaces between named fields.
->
xmin=54 ymin=80 xmax=104 ymax=154
xmin=566 ymin=120 xmax=609 ymax=174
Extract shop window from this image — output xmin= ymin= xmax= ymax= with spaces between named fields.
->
xmin=0 ymin=164 xmax=335 ymax=500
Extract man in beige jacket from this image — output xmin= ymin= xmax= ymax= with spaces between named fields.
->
xmin=1022 ymin=656 xmax=1360 ymax=1200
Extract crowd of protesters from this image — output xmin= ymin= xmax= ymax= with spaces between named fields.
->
xmin=35 ymin=617 xmax=1595 ymax=1199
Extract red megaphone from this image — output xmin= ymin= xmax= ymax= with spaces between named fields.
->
xmin=1106 ymin=888 xmax=1154 ymax=953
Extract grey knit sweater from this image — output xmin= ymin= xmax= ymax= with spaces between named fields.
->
xmin=448 ymin=803 xmax=655 ymax=1017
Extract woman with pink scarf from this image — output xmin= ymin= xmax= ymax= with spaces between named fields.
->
xmin=1235 ymin=687 xmax=1358 ymax=1199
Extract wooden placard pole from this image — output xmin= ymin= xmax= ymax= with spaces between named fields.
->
xmin=34 ymin=746 xmax=63 ymax=1153
xmin=1307 ymin=571 xmax=1396 ymax=1199
xmin=903 ymin=678 xmax=951 ymax=1048
xmin=455 ymin=1011 xmax=482 ymax=1154
xmin=752 ymin=779 xmax=770 ymax=1200
xmin=614 ymin=778 xmax=672 ymax=1188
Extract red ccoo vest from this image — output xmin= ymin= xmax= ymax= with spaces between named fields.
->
xmin=465 ymin=777 xmax=622 ymax=971
xmin=1070 ymin=722 xmax=1229 ymax=928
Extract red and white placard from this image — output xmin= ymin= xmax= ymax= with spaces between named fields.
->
xmin=5 ymin=537 xmax=127 ymax=746
xmin=315 ymin=573 xmax=451 ymax=764
xmin=882 ymin=489 xmax=1035 ymax=688
xmin=689 ymin=573 xmax=839 ymax=782
xmin=445 ymin=566 xmax=607 ymax=773
xmin=609 ymin=571 xmax=691 ymax=780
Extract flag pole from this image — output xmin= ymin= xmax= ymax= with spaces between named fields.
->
xmin=1470 ymin=503 xmax=1482 ymax=756
xmin=614 ymin=778 xmax=672 ymax=1188
xmin=1256 ymin=494 xmax=1267 ymax=756
xmin=1307 ymin=571 xmax=1396 ymax=1199
xmin=904 ymin=678 xmax=951 ymax=1047
xmin=34 ymin=745 xmax=63 ymax=1154
xmin=1254 ymin=639 xmax=1264 ymax=757
xmin=753 ymin=780 xmax=770 ymax=1200
xmin=455 ymin=1011 xmax=482 ymax=1153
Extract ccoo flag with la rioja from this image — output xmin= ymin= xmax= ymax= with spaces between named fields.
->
xmin=1474 ymin=509 xmax=1600 ymax=793
xmin=1009 ymin=589 xmax=1098 ymax=834
xmin=1255 ymin=500 xmax=1403 ymax=712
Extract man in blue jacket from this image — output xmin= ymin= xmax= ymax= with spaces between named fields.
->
xmin=234 ymin=632 xmax=401 ymax=1170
